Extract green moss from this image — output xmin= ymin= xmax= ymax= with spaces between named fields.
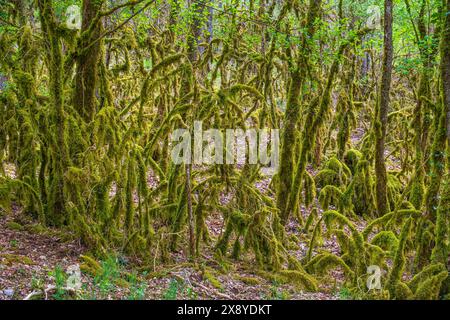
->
xmin=319 ymin=185 xmax=344 ymax=212
xmin=407 ymin=263 xmax=446 ymax=293
xmin=343 ymin=149 xmax=362 ymax=175
xmin=284 ymin=29 xmax=368 ymax=223
xmin=409 ymin=179 xmax=425 ymax=210
xmin=25 ymin=224 xmax=47 ymax=234
xmin=203 ymin=269 xmax=223 ymax=290
xmin=255 ymin=270 xmax=279 ymax=282
xmin=276 ymin=63 xmax=303 ymax=223
xmin=424 ymin=99 xmax=448 ymax=219
xmin=1 ymin=0 xmax=445 ymax=296
xmin=392 ymin=282 xmax=413 ymax=300
xmin=79 ymin=255 xmax=103 ymax=276
xmin=386 ymin=173 xmax=402 ymax=210
xmin=362 ymin=209 xmax=420 ymax=240
xmin=303 ymin=172 xmax=316 ymax=209
xmin=306 ymin=217 xmax=323 ymax=262
xmin=0 ymin=254 xmax=34 ymax=266
xmin=315 ymin=169 xmax=339 ymax=189
xmin=124 ymin=156 xmax=136 ymax=236
xmin=414 ymin=271 xmax=448 ymax=300
xmin=277 ymin=270 xmax=318 ymax=292
xmin=322 ymin=210 xmax=365 ymax=275
xmin=431 ymin=176 xmax=449 ymax=265
xmin=348 ymin=160 xmax=376 ymax=216
xmin=287 ymin=234 xmax=300 ymax=250
xmin=305 ymin=252 xmax=354 ymax=278
xmin=370 ymin=231 xmax=398 ymax=255
xmin=334 ymin=229 xmax=351 ymax=253
xmin=304 ymin=207 xmax=318 ymax=233
xmin=6 ymin=221 xmax=24 ymax=231
xmin=387 ymin=218 xmax=412 ymax=298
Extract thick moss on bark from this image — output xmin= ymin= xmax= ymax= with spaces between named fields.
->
xmin=74 ymin=0 xmax=105 ymax=122
xmin=374 ymin=0 xmax=394 ymax=217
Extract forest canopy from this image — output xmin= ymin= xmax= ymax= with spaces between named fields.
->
xmin=0 ymin=0 xmax=449 ymax=300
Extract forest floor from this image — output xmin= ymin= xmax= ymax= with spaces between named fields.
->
xmin=0 ymin=210 xmax=342 ymax=300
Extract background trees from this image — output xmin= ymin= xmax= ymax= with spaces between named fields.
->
xmin=0 ymin=0 xmax=448 ymax=299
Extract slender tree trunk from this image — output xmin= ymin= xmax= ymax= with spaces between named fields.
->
xmin=409 ymin=0 xmax=431 ymax=209
xmin=374 ymin=0 xmax=393 ymax=217
xmin=11 ymin=0 xmax=26 ymax=25
xmin=287 ymin=29 xmax=368 ymax=222
xmin=37 ymin=0 xmax=68 ymax=226
xmin=277 ymin=0 xmax=322 ymax=224
xmin=185 ymin=0 xmax=205 ymax=260
xmin=424 ymin=0 xmax=450 ymax=218
xmin=442 ymin=0 xmax=450 ymax=146
xmin=430 ymin=0 xmax=449 ymax=263
xmin=185 ymin=163 xmax=195 ymax=259
xmin=74 ymin=0 xmax=104 ymax=122
xmin=207 ymin=1 xmax=214 ymax=43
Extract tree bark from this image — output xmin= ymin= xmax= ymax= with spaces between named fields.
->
xmin=374 ymin=0 xmax=393 ymax=217
xmin=185 ymin=0 xmax=205 ymax=260
xmin=74 ymin=0 xmax=104 ymax=122
xmin=442 ymin=0 xmax=450 ymax=146
xmin=37 ymin=0 xmax=68 ymax=226
xmin=277 ymin=0 xmax=322 ymax=224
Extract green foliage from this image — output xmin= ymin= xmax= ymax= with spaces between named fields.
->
xmin=338 ymin=286 xmax=352 ymax=300
xmin=315 ymin=157 xmax=351 ymax=189
xmin=126 ymin=273 xmax=148 ymax=300
xmin=49 ymin=265 xmax=67 ymax=300
xmin=163 ymin=279 xmax=180 ymax=300
xmin=6 ymin=220 xmax=24 ymax=231
xmin=93 ymin=256 xmax=122 ymax=295
xmin=0 ymin=0 xmax=448 ymax=301
xmin=386 ymin=218 xmax=412 ymax=298
xmin=266 ymin=281 xmax=290 ymax=300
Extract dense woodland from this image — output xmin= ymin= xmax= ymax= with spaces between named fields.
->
xmin=0 ymin=0 xmax=449 ymax=300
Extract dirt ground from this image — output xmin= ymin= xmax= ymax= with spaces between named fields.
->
xmin=0 ymin=209 xmax=340 ymax=301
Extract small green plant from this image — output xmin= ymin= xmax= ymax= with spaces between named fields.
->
xmin=126 ymin=273 xmax=147 ymax=300
xmin=31 ymin=274 xmax=44 ymax=291
xmin=266 ymin=281 xmax=290 ymax=300
xmin=17 ymin=267 xmax=27 ymax=276
xmin=6 ymin=221 xmax=24 ymax=231
xmin=163 ymin=279 xmax=179 ymax=300
xmin=93 ymin=255 xmax=121 ymax=296
xmin=79 ymin=283 xmax=97 ymax=300
xmin=9 ymin=239 xmax=18 ymax=248
xmin=50 ymin=265 xmax=67 ymax=300
xmin=185 ymin=286 xmax=198 ymax=300
xmin=338 ymin=287 xmax=352 ymax=300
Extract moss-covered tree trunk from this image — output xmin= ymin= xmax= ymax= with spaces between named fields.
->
xmin=185 ymin=0 xmax=206 ymax=259
xmin=74 ymin=0 xmax=105 ymax=122
xmin=277 ymin=0 xmax=322 ymax=224
xmin=374 ymin=0 xmax=393 ymax=217
xmin=420 ymin=0 xmax=449 ymax=219
xmin=37 ymin=0 xmax=68 ymax=226
xmin=11 ymin=0 xmax=26 ymax=25
xmin=11 ymin=1 xmax=35 ymax=189
xmin=429 ymin=0 xmax=450 ymax=267
xmin=409 ymin=0 xmax=439 ymax=209
xmin=442 ymin=0 xmax=450 ymax=146
xmin=286 ymin=29 xmax=368 ymax=222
